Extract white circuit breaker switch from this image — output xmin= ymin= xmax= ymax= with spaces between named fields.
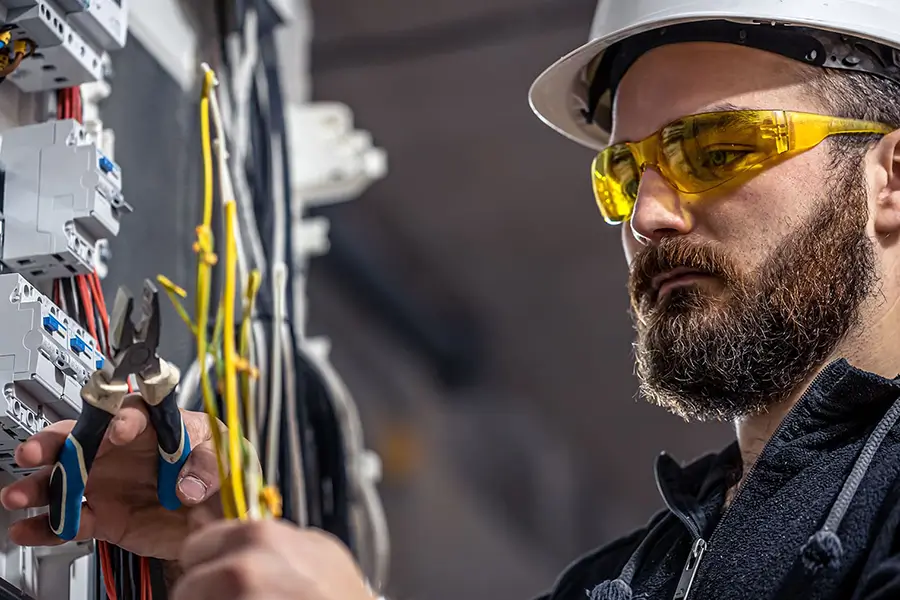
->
xmin=68 ymin=0 xmax=129 ymax=51
xmin=0 ymin=119 xmax=130 ymax=280
xmin=287 ymin=102 xmax=388 ymax=206
xmin=6 ymin=0 xmax=106 ymax=92
xmin=0 ymin=273 xmax=99 ymax=477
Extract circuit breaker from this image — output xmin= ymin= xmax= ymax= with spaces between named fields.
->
xmin=0 ymin=119 xmax=130 ymax=280
xmin=0 ymin=273 xmax=101 ymax=478
xmin=67 ymin=0 xmax=128 ymax=51
xmin=1 ymin=0 xmax=106 ymax=92
xmin=0 ymin=0 xmax=129 ymax=93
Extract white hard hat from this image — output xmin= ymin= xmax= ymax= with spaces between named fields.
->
xmin=529 ymin=0 xmax=900 ymax=151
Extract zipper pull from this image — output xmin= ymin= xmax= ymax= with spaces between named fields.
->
xmin=673 ymin=538 xmax=707 ymax=600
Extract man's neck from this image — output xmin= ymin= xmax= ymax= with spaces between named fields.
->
xmin=733 ymin=329 xmax=900 ymax=485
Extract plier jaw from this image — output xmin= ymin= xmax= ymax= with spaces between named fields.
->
xmin=108 ymin=280 xmax=162 ymax=382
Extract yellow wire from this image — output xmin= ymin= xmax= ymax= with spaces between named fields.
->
xmin=223 ymin=201 xmax=248 ymax=518
xmin=239 ymin=270 xmax=262 ymax=428
xmin=238 ymin=271 xmax=262 ymax=517
xmin=155 ymin=275 xmax=195 ymax=335
xmin=196 ymin=67 xmax=234 ymax=519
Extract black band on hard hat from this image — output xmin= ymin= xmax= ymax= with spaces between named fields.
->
xmin=583 ymin=20 xmax=900 ymax=126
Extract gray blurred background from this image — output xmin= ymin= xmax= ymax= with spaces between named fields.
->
xmin=304 ymin=2 xmax=732 ymax=599
xmin=103 ymin=2 xmax=733 ymax=599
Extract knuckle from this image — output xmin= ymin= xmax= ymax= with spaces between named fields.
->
xmin=220 ymin=558 xmax=262 ymax=593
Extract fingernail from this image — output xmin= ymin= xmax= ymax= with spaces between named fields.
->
xmin=178 ymin=475 xmax=207 ymax=503
xmin=108 ymin=419 xmax=125 ymax=441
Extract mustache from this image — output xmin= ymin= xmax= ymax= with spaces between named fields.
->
xmin=628 ymin=238 xmax=738 ymax=305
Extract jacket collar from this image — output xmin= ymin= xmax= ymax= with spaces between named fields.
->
xmin=655 ymin=358 xmax=900 ymax=530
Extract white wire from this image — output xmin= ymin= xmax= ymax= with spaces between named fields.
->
xmin=281 ymin=324 xmax=308 ymax=525
xmin=265 ymin=262 xmax=287 ymax=485
xmin=176 ymin=355 xmax=215 ymax=410
xmin=252 ymin=320 xmax=269 ymax=432
xmin=222 ymin=11 xmax=268 ymax=278
xmin=203 ymin=64 xmax=250 ymax=288
xmin=225 ymin=8 xmax=258 ymax=170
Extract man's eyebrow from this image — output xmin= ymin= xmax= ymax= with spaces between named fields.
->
xmin=705 ymin=101 xmax=750 ymax=112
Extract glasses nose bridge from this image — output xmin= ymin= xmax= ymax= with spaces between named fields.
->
xmin=629 ymin=135 xmax=660 ymax=174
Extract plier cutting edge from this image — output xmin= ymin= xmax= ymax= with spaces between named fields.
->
xmin=48 ymin=279 xmax=192 ymax=541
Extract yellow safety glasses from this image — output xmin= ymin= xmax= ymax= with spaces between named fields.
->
xmin=591 ymin=110 xmax=894 ymax=224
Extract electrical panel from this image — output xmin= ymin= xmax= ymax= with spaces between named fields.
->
xmin=0 ymin=0 xmax=129 ymax=93
xmin=0 ymin=272 xmax=101 ymax=478
xmin=0 ymin=118 xmax=130 ymax=280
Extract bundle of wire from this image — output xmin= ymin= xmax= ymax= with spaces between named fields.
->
xmin=157 ymin=63 xmax=282 ymax=522
xmin=0 ymin=29 xmax=34 ymax=84
xmin=52 ymin=86 xmax=166 ymax=600
xmin=163 ymin=0 xmax=388 ymax=591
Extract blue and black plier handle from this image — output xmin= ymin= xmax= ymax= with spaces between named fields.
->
xmin=47 ymin=281 xmax=192 ymax=541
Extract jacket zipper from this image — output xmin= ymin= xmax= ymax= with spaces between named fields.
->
xmin=669 ymin=366 xmax=836 ymax=600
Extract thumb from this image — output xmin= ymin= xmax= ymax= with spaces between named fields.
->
xmin=176 ymin=411 xmax=228 ymax=506
xmin=177 ymin=442 xmax=224 ymax=505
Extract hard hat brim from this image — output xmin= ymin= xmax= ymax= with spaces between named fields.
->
xmin=530 ymin=2 xmax=900 ymax=151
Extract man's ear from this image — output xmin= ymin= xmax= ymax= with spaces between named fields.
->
xmin=872 ymin=128 xmax=900 ymax=236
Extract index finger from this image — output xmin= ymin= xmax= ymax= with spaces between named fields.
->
xmin=13 ymin=420 xmax=74 ymax=469
xmin=14 ymin=403 xmax=216 ymax=471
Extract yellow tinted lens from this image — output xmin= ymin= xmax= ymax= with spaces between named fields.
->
xmin=660 ymin=111 xmax=778 ymax=193
xmin=592 ymin=145 xmax=640 ymax=224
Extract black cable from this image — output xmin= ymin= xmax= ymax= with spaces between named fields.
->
xmin=93 ymin=300 xmax=107 ymax=355
xmin=112 ymin=547 xmax=123 ymax=600
xmin=94 ymin=545 xmax=103 ymax=600
xmin=61 ymin=278 xmax=78 ymax=324
xmin=149 ymin=559 xmax=168 ymax=600
xmin=255 ymin=15 xmax=325 ymax=532
xmin=129 ymin=552 xmax=140 ymax=600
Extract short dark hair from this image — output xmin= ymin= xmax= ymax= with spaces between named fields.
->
xmin=805 ymin=69 xmax=900 ymax=166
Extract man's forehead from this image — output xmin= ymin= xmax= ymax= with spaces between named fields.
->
xmin=609 ymin=43 xmax=825 ymax=144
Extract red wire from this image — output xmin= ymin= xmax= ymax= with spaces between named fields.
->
xmin=88 ymin=272 xmax=109 ymax=339
xmin=99 ymin=542 xmax=117 ymax=600
xmin=141 ymin=558 xmax=152 ymax=598
xmin=56 ymin=87 xmax=82 ymax=122
xmin=76 ymin=275 xmax=120 ymax=600
xmin=73 ymin=86 xmax=82 ymax=123
xmin=76 ymin=276 xmax=96 ymax=341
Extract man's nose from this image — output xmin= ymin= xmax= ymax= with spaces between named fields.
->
xmin=628 ymin=169 xmax=695 ymax=245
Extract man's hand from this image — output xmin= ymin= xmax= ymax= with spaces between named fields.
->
xmin=0 ymin=397 xmax=226 ymax=560
xmin=172 ymin=520 xmax=375 ymax=600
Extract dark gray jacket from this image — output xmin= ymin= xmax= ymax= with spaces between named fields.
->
xmin=538 ymin=359 xmax=900 ymax=600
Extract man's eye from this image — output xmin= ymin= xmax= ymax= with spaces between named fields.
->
xmin=704 ymin=149 xmax=749 ymax=168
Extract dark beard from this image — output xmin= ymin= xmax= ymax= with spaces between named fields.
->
xmin=629 ymin=172 xmax=876 ymax=421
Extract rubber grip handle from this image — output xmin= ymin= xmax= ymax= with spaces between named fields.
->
xmin=48 ymin=404 xmax=114 ymax=541
xmin=147 ymin=392 xmax=192 ymax=510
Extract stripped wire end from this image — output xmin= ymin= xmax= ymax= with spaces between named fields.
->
xmin=200 ymin=62 xmax=219 ymax=88
xmin=192 ymin=225 xmax=218 ymax=265
xmin=155 ymin=274 xmax=196 ymax=335
xmin=156 ymin=275 xmax=187 ymax=298
xmin=260 ymin=485 xmax=283 ymax=520
xmin=234 ymin=358 xmax=259 ymax=379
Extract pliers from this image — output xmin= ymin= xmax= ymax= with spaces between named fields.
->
xmin=48 ymin=279 xmax=192 ymax=541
